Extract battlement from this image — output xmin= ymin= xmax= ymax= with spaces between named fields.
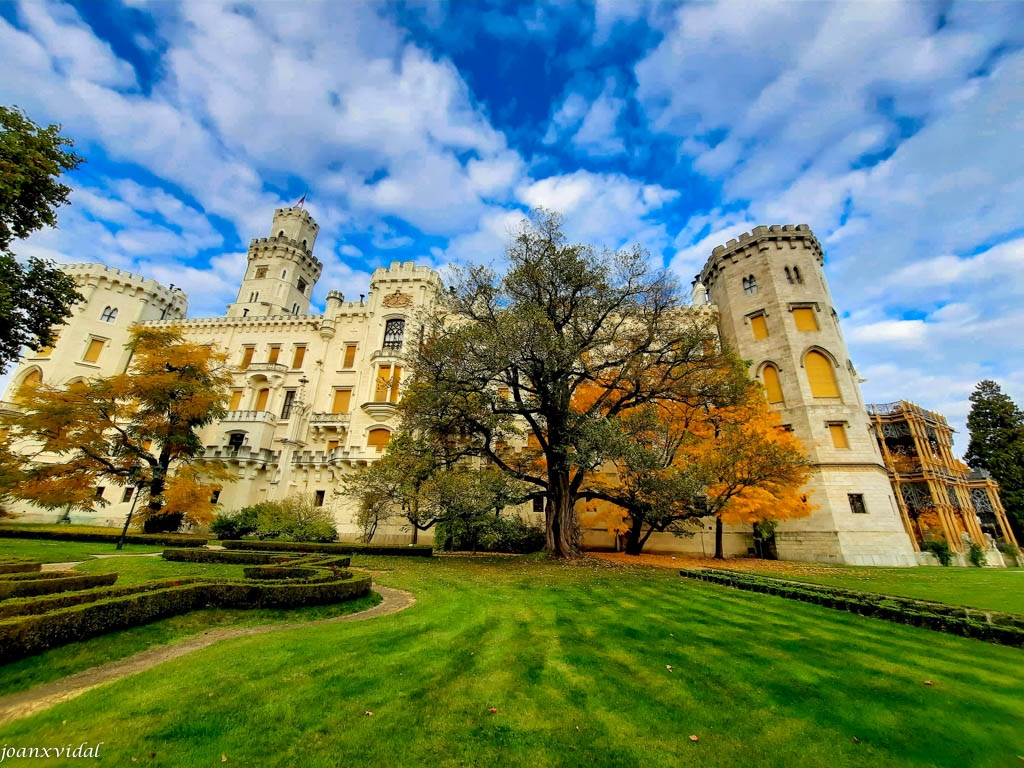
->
xmin=370 ymin=261 xmax=443 ymax=285
xmin=273 ymin=206 xmax=319 ymax=233
xmin=698 ymin=224 xmax=823 ymax=286
xmin=247 ymin=238 xmax=324 ymax=273
xmin=62 ymin=263 xmax=188 ymax=309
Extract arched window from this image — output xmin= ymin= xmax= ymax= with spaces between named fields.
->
xmin=302 ymin=239 xmax=307 ymax=249
xmin=367 ymin=428 xmax=391 ymax=452
xmin=743 ymin=275 xmax=758 ymax=295
xmin=297 ymin=278 xmax=307 ymax=294
xmin=761 ymin=364 xmax=784 ymax=404
xmin=100 ymin=306 xmax=118 ymax=322
xmin=805 ymin=350 xmax=840 ymax=398
xmin=382 ymin=319 xmax=405 ymax=351
xmin=793 ymin=266 xmax=802 ymax=283
xmin=292 ymin=303 xmax=300 ymax=315
xmin=278 ymin=230 xmax=285 ymax=238
xmin=282 ymin=270 xmax=287 ymax=279
xmin=784 ymin=267 xmax=793 ymax=283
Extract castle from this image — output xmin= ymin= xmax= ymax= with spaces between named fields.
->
xmin=2 ymin=210 xmax=1015 ymax=565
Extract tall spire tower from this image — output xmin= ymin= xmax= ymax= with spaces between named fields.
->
xmin=227 ymin=207 xmax=323 ymax=317
xmin=699 ymin=225 xmax=917 ymax=566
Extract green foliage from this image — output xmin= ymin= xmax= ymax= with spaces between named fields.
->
xmin=925 ymin=539 xmax=953 ymax=566
xmin=0 ymin=570 xmax=117 ymax=599
xmin=0 ymin=524 xmax=208 ymax=547
xmin=210 ymin=505 xmax=260 ymax=540
xmin=246 ymin=494 xmax=339 ymax=542
xmin=0 ymin=105 xmax=85 ymax=372
xmin=436 ymin=514 xmax=546 ymax=554
xmin=964 ymin=379 xmax=1024 ymax=539
xmin=220 ymin=539 xmax=434 ymax=556
xmin=967 ymin=540 xmax=986 ymax=567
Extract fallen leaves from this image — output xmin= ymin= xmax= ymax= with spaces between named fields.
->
xmin=689 ymin=735 xmax=699 ymax=743
xmin=222 ymin=755 xmax=228 ymax=763
xmin=488 ymin=708 xmax=498 ymax=714
xmin=666 ymin=664 xmax=674 ymax=672
xmin=364 ymin=711 xmax=374 ymax=717
xmin=923 ymin=680 xmax=934 ymax=686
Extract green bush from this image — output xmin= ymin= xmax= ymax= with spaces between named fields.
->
xmin=0 ymin=579 xmax=204 ymax=620
xmin=210 ymin=506 xmax=260 ymax=540
xmin=221 ymin=539 xmax=434 ymax=557
xmin=142 ymin=512 xmax=185 ymax=534
xmin=679 ymin=569 xmax=1024 ymax=647
xmin=253 ymin=494 xmax=339 ymax=543
xmin=438 ymin=514 xmax=546 ymax=554
xmin=0 ymin=525 xmax=208 ymax=547
xmin=967 ymin=540 xmax=987 ymax=567
xmin=925 ymin=539 xmax=953 ymax=566
xmin=161 ymin=548 xmax=352 ymax=569
xmin=0 ymin=558 xmax=41 ymax=575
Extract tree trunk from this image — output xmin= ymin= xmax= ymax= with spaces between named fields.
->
xmin=624 ymin=514 xmax=646 ymax=555
xmin=714 ymin=515 xmax=724 ymax=560
xmin=411 ymin=524 xmax=418 ymax=545
xmin=545 ymin=467 xmax=581 ymax=558
xmin=117 ymin=484 xmax=142 ymax=551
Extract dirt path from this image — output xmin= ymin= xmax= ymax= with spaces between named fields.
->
xmin=0 ymin=585 xmax=414 ymax=727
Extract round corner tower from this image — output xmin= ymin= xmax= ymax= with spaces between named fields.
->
xmin=227 ymin=207 xmax=324 ymax=318
xmin=698 ymin=225 xmax=917 ymax=566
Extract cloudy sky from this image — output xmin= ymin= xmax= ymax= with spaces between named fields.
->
xmin=2 ymin=1 xmax=1022 ymax=453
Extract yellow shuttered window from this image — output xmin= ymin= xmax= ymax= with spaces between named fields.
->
xmin=367 ymin=428 xmax=391 ymax=452
xmin=240 ymin=347 xmax=254 ymax=369
xmin=332 ymin=389 xmax=352 ymax=413
xmin=83 ymin=339 xmax=105 ymax=363
xmin=793 ymin=308 xmax=818 ymax=331
xmin=255 ymin=388 xmax=270 ymax=411
xmin=229 ymin=391 xmax=243 ymax=411
xmin=267 ymin=346 xmax=281 ymax=364
xmin=829 ymin=423 xmax=850 ymax=449
xmin=343 ymin=344 xmax=357 ymax=368
xmin=390 ymin=365 xmax=402 ymax=403
xmin=805 ymin=351 xmax=840 ymax=398
xmin=375 ymin=365 xmax=391 ymax=401
xmin=750 ymin=314 xmax=769 ymax=340
xmin=292 ymin=346 xmax=306 ymax=369
xmin=762 ymin=365 xmax=784 ymax=404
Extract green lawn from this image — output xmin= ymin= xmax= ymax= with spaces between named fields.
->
xmin=0 ymin=537 xmax=166 ymax=562
xmin=1 ymin=554 xmax=1022 ymax=767
xmin=747 ymin=565 xmax=1024 ymax=615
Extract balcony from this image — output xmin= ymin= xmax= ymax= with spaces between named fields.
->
xmin=242 ymin=362 xmax=288 ymax=374
xmin=222 ymin=410 xmax=278 ymax=425
xmin=310 ymin=412 xmax=351 ymax=425
xmin=201 ymin=445 xmax=280 ymax=464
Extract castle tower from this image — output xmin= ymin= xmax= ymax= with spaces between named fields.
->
xmin=698 ymin=225 xmax=917 ymax=566
xmin=227 ymin=207 xmax=323 ymax=318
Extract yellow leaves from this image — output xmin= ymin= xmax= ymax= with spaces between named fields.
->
xmin=160 ymin=467 xmax=226 ymax=526
xmin=580 ymin=501 xmax=630 ymax=535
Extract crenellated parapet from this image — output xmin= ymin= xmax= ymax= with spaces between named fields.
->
xmin=63 ymin=263 xmax=188 ymax=317
xmin=699 ymin=224 xmax=823 ymax=290
xmin=370 ymin=261 xmax=444 ymax=286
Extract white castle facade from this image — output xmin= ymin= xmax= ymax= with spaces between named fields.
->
xmin=3 ymin=209 xmax=930 ymax=565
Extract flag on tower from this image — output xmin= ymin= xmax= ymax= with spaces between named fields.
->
xmin=296 ymin=192 xmax=307 ymax=208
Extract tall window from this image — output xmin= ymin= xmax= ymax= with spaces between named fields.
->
xmin=343 ymin=344 xmax=357 ymax=368
xmin=229 ymin=390 xmax=243 ymax=411
xmin=750 ymin=313 xmax=768 ymax=340
xmin=83 ymin=338 xmax=105 ymax=363
xmin=848 ymin=494 xmax=867 ymax=514
xmin=382 ymin=319 xmax=405 ymax=351
xmin=100 ymin=306 xmax=118 ymax=322
xmin=829 ymin=422 xmax=850 ymax=449
xmin=367 ymin=428 xmax=391 ymax=452
xmin=785 ymin=267 xmax=793 ymax=284
xmin=793 ymin=266 xmax=802 ymax=283
xmin=254 ymin=388 xmax=270 ymax=411
xmin=742 ymin=275 xmax=758 ymax=295
xmin=375 ymin=365 xmax=402 ymax=403
xmin=332 ymin=389 xmax=352 ymax=413
xmin=761 ymin=364 xmax=784 ymax=404
xmin=281 ymin=390 xmax=296 ymax=419
xmin=297 ymin=278 xmax=308 ymax=294
xmin=240 ymin=347 xmax=255 ymax=369
xmin=267 ymin=345 xmax=281 ymax=364
xmin=291 ymin=345 xmax=306 ymax=369
xmin=805 ymin=350 xmax=840 ymax=398
xmin=792 ymin=307 xmax=818 ymax=331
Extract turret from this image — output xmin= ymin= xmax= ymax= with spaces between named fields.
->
xmin=226 ymin=207 xmax=323 ymax=318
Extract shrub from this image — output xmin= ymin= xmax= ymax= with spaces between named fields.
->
xmin=437 ymin=514 xmax=546 ymax=554
xmin=925 ymin=539 xmax=953 ymax=566
xmin=246 ymin=494 xmax=339 ymax=543
xmin=0 ymin=558 xmax=41 ymax=575
xmin=142 ymin=512 xmax=185 ymax=534
xmin=0 ymin=572 xmax=118 ymax=599
xmin=967 ymin=540 xmax=987 ymax=567
xmin=210 ymin=505 xmax=261 ymax=540
xmin=0 ymin=526 xmax=208 ymax=547
xmin=221 ymin=539 xmax=434 ymax=557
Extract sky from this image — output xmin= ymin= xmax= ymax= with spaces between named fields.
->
xmin=1 ymin=0 xmax=1022 ymax=454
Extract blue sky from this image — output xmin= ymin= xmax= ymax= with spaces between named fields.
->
xmin=2 ymin=1 xmax=1023 ymax=453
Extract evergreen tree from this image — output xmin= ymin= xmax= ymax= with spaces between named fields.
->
xmin=964 ymin=379 xmax=1024 ymax=539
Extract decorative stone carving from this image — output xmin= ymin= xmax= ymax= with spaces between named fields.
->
xmin=382 ymin=290 xmax=413 ymax=308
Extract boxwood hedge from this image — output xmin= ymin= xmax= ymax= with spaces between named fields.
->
xmin=0 ymin=526 xmax=209 ymax=547
xmin=680 ymin=568 xmax=1024 ymax=646
xmin=220 ymin=539 xmax=434 ymax=557
xmin=0 ymin=572 xmax=118 ymax=600
xmin=0 ymin=558 xmax=42 ymax=575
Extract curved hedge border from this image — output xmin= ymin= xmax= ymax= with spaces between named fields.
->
xmin=221 ymin=539 xmax=434 ymax=557
xmin=0 ymin=547 xmax=372 ymax=663
xmin=0 ymin=526 xmax=209 ymax=547
xmin=0 ymin=571 xmax=118 ymax=600
xmin=680 ymin=568 xmax=1024 ymax=646
xmin=0 ymin=559 xmax=42 ymax=575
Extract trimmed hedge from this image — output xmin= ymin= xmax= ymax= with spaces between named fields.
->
xmin=0 ymin=573 xmax=372 ymax=663
xmin=161 ymin=548 xmax=352 ymax=569
xmin=680 ymin=568 xmax=1024 ymax=646
xmin=0 ymin=559 xmax=42 ymax=575
xmin=0 ymin=572 xmax=118 ymax=600
xmin=0 ymin=526 xmax=209 ymax=547
xmin=0 ymin=579 xmax=204 ymax=620
xmin=221 ymin=539 xmax=434 ymax=557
